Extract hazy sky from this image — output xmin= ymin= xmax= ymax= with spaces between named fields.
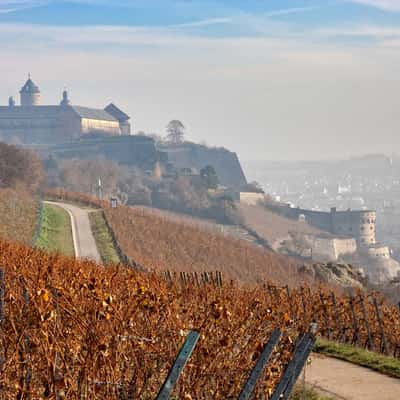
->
xmin=0 ymin=0 xmax=400 ymax=161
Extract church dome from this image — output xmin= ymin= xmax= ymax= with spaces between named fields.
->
xmin=20 ymin=77 xmax=40 ymax=94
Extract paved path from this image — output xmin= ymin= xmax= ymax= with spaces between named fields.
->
xmin=45 ymin=201 xmax=101 ymax=263
xmin=305 ymin=353 xmax=400 ymax=399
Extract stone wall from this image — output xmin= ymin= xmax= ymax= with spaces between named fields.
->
xmin=0 ymin=106 xmax=80 ymax=145
xmin=364 ymin=245 xmax=391 ymax=259
xmin=44 ymin=135 xmax=159 ymax=171
xmin=264 ymin=202 xmax=376 ymax=246
xmin=312 ymin=237 xmax=357 ymax=262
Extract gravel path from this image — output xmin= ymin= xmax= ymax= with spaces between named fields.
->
xmin=305 ymin=353 xmax=400 ymax=399
xmin=45 ymin=201 xmax=101 ymax=263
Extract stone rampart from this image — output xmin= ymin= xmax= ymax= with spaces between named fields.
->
xmin=265 ymin=202 xmax=376 ymax=246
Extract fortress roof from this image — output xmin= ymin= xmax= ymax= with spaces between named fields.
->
xmin=20 ymin=78 xmax=40 ymax=94
xmin=71 ymin=106 xmax=117 ymax=121
xmin=104 ymin=103 xmax=130 ymax=122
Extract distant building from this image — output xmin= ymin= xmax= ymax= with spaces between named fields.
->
xmin=265 ymin=202 xmax=376 ymax=247
xmin=0 ymin=76 xmax=131 ymax=145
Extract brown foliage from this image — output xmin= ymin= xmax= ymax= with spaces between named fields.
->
xmin=0 ymin=189 xmax=37 ymax=244
xmin=0 ymin=142 xmax=44 ymax=192
xmin=0 ymin=240 xmax=399 ymax=399
xmin=104 ymin=205 xmax=311 ymax=287
xmin=0 ymin=240 xmax=300 ymax=399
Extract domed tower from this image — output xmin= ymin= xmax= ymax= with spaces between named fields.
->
xmin=20 ymin=75 xmax=41 ymax=106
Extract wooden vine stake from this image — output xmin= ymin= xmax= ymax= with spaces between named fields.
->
xmin=358 ymin=294 xmax=372 ymax=350
xmin=237 ymin=329 xmax=281 ymax=400
xmin=270 ymin=327 xmax=317 ymax=400
xmin=17 ymin=285 xmax=31 ymax=400
xmin=156 ymin=331 xmax=200 ymax=400
xmin=373 ymin=298 xmax=389 ymax=355
xmin=330 ymin=292 xmax=344 ymax=342
xmin=349 ymin=296 xmax=360 ymax=347
xmin=319 ymin=292 xmax=331 ymax=339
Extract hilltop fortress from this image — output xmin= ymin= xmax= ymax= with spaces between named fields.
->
xmin=0 ymin=76 xmax=247 ymax=188
xmin=0 ymin=76 xmax=131 ymax=145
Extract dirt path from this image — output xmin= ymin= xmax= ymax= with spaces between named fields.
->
xmin=305 ymin=353 xmax=400 ymax=399
xmin=44 ymin=201 xmax=101 ymax=263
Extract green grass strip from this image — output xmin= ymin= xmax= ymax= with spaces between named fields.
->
xmin=89 ymin=210 xmax=120 ymax=265
xmin=36 ymin=203 xmax=75 ymax=257
xmin=290 ymin=385 xmax=334 ymax=400
xmin=314 ymin=338 xmax=400 ymax=379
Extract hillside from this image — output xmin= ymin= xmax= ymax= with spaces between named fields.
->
xmin=238 ymin=203 xmax=323 ymax=248
xmin=0 ymin=239 xmax=399 ymax=399
xmin=104 ymin=205 xmax=310 ymax=286
xmin=0 ymin=189 xmax=38 ymax=245
xmin=0 ymin=142 xmax=44 ymax=245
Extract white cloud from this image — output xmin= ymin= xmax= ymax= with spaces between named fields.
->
xmin=348 ymin=0 xmax=400 ymax=11
xmin=264 ymin=6 xmax=323 ymax=17
xmin=0 ymin=0 xmax=49 ymax=13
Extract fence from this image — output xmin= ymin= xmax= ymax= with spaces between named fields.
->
xmin=161 ymin=271 xmax=400 ymax=358
xmin=162 ymin=270 xmax=223 ymax=288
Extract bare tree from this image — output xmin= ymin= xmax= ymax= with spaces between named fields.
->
xmin=166 ymin=120 xmax=185 ymax=144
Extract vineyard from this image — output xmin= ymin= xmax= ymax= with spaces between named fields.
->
xmin=104 ymin=206 xmax=311 ymax=287
xmin=0 ymin=189 xmax=38 ymax=245
xmin=44 ymin=189 xmax=311 ymax=287
xmin=0 ymin=239 xmax=399 ymax=399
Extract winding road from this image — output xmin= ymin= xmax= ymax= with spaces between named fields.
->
xmin=44 ymin=201 xmax=101 ymax=263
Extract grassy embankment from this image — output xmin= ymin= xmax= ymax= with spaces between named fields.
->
xmin=315 ymin=338 xmax=400 ymax=379
xmin=36 ymin=203 xmax=75 ymax=257
xmin=89 ymin=210 xmax=120 ymax=265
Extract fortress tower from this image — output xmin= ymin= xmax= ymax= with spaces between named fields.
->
xmin=20 ymin=75 xmax=41 ymax=106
